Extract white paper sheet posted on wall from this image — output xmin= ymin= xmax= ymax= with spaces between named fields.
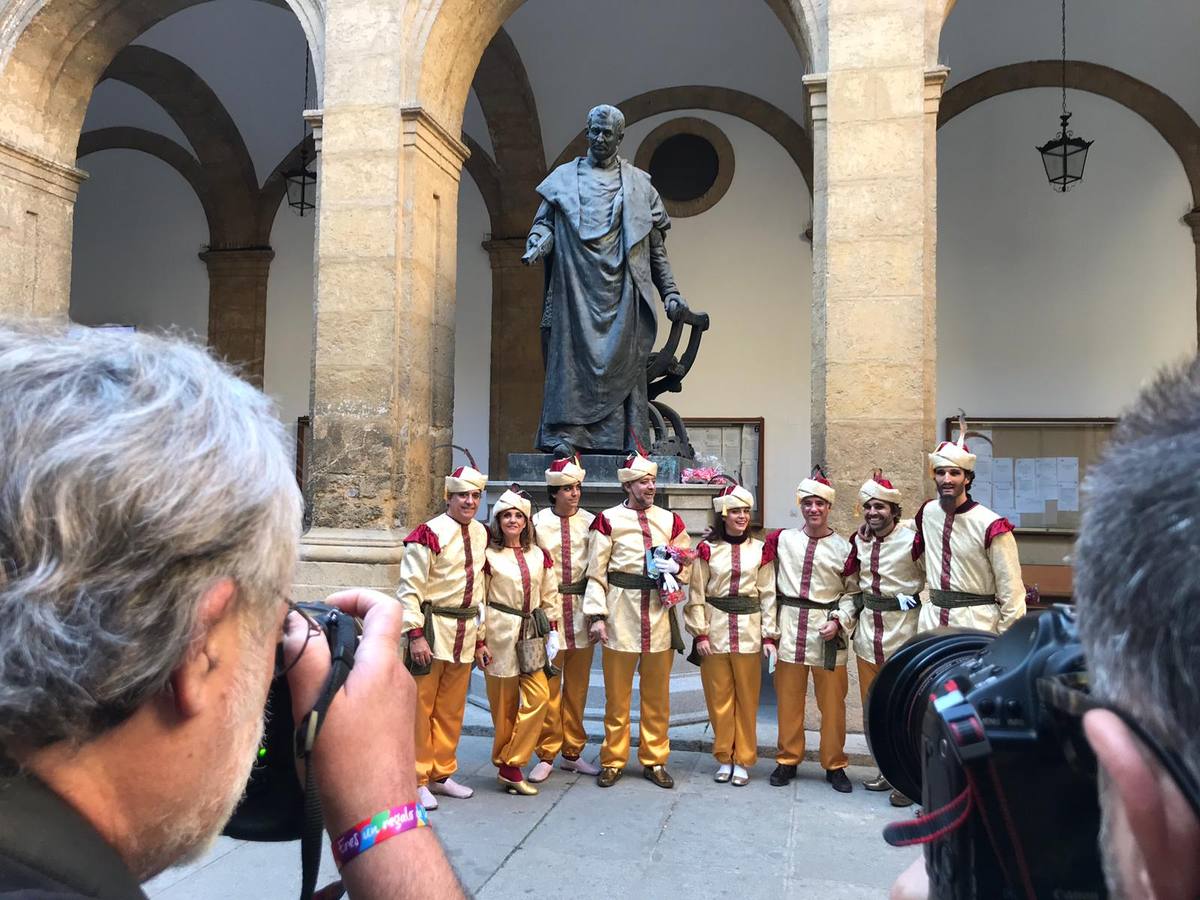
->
xmin=943 ymin=417 xmax=1114 ymax=534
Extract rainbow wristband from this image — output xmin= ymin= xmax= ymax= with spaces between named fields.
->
xmin=332 ymin=803 xmax=429 ymax=869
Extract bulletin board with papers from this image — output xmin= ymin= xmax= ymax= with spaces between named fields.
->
xmin=684 ymin=417 xmax=765 ymax=526
xmin=944 ymin=417 xmax=1116 ymax=534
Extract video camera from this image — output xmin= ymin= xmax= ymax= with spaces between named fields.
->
xmin=867 ymin=606 xmax=1105 ymax=899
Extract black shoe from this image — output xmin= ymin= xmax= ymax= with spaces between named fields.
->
xmin=770 ymin=764 xmax=797 ymax=786
xmin=826 ymin=768 xmax=852 ymax=793
xmin=890 ymin=789 xmax=914 ymax=807
xmin=642 ymin=765 xmax=674 ymax=789
xmin=596 ymin=767 xmax=622 ymax=788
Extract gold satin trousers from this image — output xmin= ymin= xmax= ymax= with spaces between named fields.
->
xmin=700 ymin=652 xmax=762 ymax=766
xmin=599 ymin=648 xmax=673 ymax=768
xmin=774 ymin=660 xmax=849 ymax=770
xmin=414 ymin=659 xmax=472 ymax=786
xmin=536 ymin=645 xmax=595 ymax=762
xmin=486 ymin=671 xmax=551 ymax=769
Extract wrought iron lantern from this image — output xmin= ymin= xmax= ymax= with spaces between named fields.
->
xmin=1037 ymin=0 xmax=1092 ymax=191
xmin=285 ymin=46 xmax=316 ymax=216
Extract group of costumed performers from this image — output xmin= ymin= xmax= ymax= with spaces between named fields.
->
xmin=397 ymin=433 xmax=1024 ymax=806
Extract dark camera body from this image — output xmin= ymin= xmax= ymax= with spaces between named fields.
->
xmin=224 ymin=602 xmax=360 ymax=842
xmin=868 ymin=607 xmax=1106 ymax=899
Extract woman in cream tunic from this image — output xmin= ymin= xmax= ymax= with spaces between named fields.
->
xmin=684 ymin=484 xmax=777 ymax=786
xmin=480 ymin=488 xmax=561 ymax=795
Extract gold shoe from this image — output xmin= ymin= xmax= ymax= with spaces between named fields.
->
xmin=497 ymin=774 xmax=538 ymax=796
xmin=642 ymin=765 xmax=675 ymax=789
xmin=864 ymin=773 xmax=891 ymax=792
xmin=596 ymin=766 xmax=623 ymax=788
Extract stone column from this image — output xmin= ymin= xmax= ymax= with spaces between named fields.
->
xmin=295 ymin=0 xmax=469 ymax=599
xmin=199 ymin=247 xmax=274 ymax=387
xmin=808 ymin=3 xmax=944 ymax=535
xmin=483 ymin=236 xmax=545 ymax=475
xmin=0 ymin=139 xmax=86 ymax=319
xmin=1185 ymin=208 xmax=1200 ymax=339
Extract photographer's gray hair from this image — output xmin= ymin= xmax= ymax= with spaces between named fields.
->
xmin=1075 ymin=357 xmax=1200 ymax=788
xmin=0 ymin=322 xmax=302 ymax=760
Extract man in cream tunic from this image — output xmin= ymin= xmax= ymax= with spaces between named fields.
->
xmin=584 ymin=452 xmax=692 ymax=788
xmin=530 ymin=456 xmax=600 ymax=782
xmin=767 ymin=473 xmax=859 ymax=793
xmin=916 ymin=438 xmax=1026 ymax=634
xmin=522 ymin=103 xmax=688 ymax=457
xmin=397 ymin=465 xmax=489 ymax=811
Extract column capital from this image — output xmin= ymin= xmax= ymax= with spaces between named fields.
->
xmin=198 ymin=246 xmax=276 ymax=271
xmin=1184 ymin=209 xmax=1200 ymax=240
xmin=303 ymin=108 xmax=324 ymax=153
xmin=482 ymin=236 xmax=529 ymax=269
xmin=0 ymin=138 xmax=87 ymax=203
xmin=400 ymin=106 xmax=470 ymax=181
xmin=803 ymin=73 xmax=829 ymax=123
xmin=924 ymin=66 xmax=951 ymax=114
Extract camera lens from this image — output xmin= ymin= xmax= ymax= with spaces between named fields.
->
xmin=866 ymin=629 xmax=995 ymax=800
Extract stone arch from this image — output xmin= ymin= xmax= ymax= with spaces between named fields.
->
xmin=938 ymin=59 xmax=1200 ymax=340
xmin=98 ymin=45 xmax=260 ymax=245
xmin=409 ymin=0 xmax=817 ymax=140
xmin=550 ymin=85 xmax=813 ymax=195
xmin=76 ymin=126 xmax=217 ymax=232
xmin=938 ymin=60 xmax=1200 ymax=208
xmin=0 ymin=0 xmax=322 ymax=168
xmin=470 ymin=26 xmax=545 ymax=235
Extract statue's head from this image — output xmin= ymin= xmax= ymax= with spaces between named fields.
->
xmin=586 ymin=104 xmax=625 ymax=163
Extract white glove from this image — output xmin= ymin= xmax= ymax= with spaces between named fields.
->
xmin=545 ymin=630 xmax=561 ymax=660
xmin=662 ymin=573 xmax=679 ymax=593
xmin=656 ymin=555 xmax=681 ymax=575
xmin=897 ymin=593 xmax=918 ymax=611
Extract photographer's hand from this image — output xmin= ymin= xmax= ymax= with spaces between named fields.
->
xmin=287 ymin=588 xmax=465 ymax=899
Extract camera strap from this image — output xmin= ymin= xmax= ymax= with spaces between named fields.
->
xmin=882 ymin=686 xmax=1038 ymax=900
xmin=293 ymin=609 xmax=359 ymax=900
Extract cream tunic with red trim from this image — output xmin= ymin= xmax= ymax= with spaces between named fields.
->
xmin=914 ymin=498 xmax=1025 ymax=634
xmin=532 ymin=507 xmax=595 ymax=650
xmin=480 ymin=545 xmax=560 ymax=678
xmin=768 ymin=529 xmax=858 ymax=667
xmin=683 ymin=537 xmax=777 ymax=654
xmin=846 ymin=525 xmax=925 ymax=665
xmin=583 ymin=503 xmax=692 ymax=654
xmin=397 ymin=513 xmax=490 ymax=664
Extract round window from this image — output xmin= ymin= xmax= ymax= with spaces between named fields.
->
xmin=635 ymin=117 xmax=734 ymax=218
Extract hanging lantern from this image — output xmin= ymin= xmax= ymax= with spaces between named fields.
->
xmin=285 ymin=148 xmax=316 ymax=216
xmin=287 ymin=46 xmax=316 ymax=216
xmin=1037 ymin=0 xmax=1092 ymax=192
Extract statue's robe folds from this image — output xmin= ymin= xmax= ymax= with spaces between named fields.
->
xmin=529 ymin=156 xmax=679 ymax=454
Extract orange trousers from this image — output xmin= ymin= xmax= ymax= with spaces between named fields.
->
xmin=535 ymin=645 xmax=595 ymax=762
xmin=700 ymin=652 xmax=761 ymax=766
xmin=414 ymin=659 xmax=472 ymax=786
xmin=485 ymin=671 xmax=550 ymax=768
xmin=600 ymin=648 xmax=673 ymax=768
xmin=774 ymin=660 xmax=848 ymax=770
xmin=856 ymin=655 xmax=883 ymax=708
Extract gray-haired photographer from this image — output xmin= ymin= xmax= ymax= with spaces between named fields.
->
xmin=0 ymin=322 xmax=463 ymax=899
xmin=888 ymin=359 xmax=1200 ymax=900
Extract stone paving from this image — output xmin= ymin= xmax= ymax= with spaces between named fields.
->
xmin=146 ymin=731 xmax=920 ymax=899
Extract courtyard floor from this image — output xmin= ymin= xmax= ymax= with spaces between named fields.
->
xmin=145 ymin=723 xmax=920 ymax=899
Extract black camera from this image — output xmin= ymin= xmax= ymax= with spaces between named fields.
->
xmin=867 ymin=606 xmax=1105 ymax=899
xmin=224 ymin=601 xmax=361 ymax=843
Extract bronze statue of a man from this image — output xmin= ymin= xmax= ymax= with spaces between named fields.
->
xmin=523 ymin=104 xmax=688 ymax=458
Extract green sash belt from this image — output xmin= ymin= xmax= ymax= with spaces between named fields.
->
xmin=929 ymin=589 xmax=995 ymax=609
xmin=608 ymin=570 xmax=659 ymax=591
xmin=707 ymin=595 xmax=760 ymax=615
xmin=776 ymin=595 xmax=844 ymax=671
xmin=487 ymin=601 xmax=552 ymax=638
xmin=860 ymin=592 xmax=903 ymax=612
xmin=559 ymin=577 xmax=587 ymax=596
xmin=406 ymin=601 xmax=479 ymax=676
xmin=777 ymin=594 xmax=832 ymax=609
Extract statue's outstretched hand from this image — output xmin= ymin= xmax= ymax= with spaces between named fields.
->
xmin=664 ymin=294 xmax=689 ymax=318
xmin=522 ymin=233 xmax=551 ymax=265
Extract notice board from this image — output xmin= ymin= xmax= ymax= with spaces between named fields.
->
xmin=945 ymin=417 xmax=1116 ymax=534
xmin=684 ymin=417 xmax=765 ymax=526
